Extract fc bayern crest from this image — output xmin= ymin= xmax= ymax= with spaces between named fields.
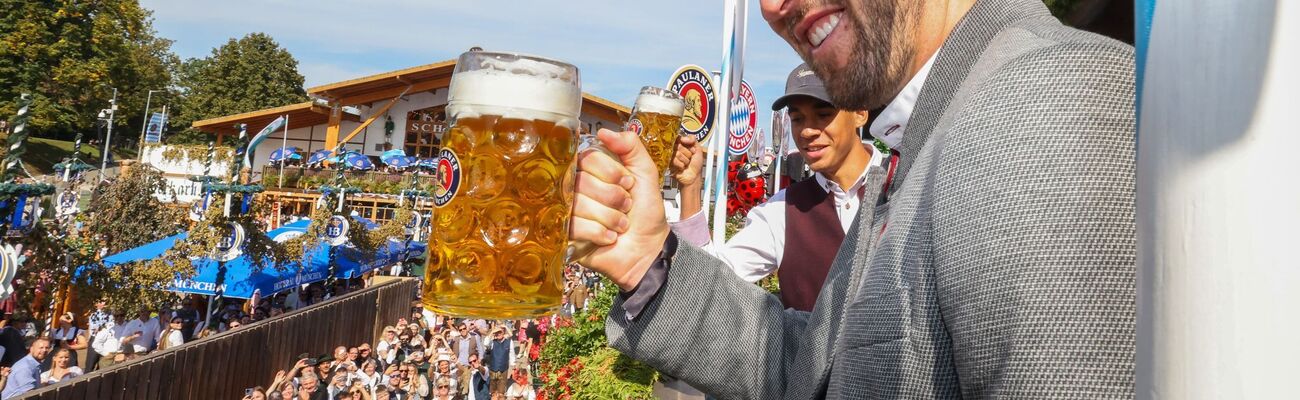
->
xmin=213 ymin=222 xmax=246 ymax=262
xmin=667 ymin=65 xmax=717 ymax=142
xmin=433 ymin=148 xmax=462 ymax=208
xmin=728 ymin=80 xmax=758 ymax=156
xmin=323 ymin=215 xmax=350 ymax=247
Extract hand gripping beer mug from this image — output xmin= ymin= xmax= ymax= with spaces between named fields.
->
xmin=424 ymin=51 xmax=581 ymax=318
xmin=625 ymin=86 xmax=686 ymax=176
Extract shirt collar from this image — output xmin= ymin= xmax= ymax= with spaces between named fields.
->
xmin=868 ymin=51 xmax=940 ymax=149
xmin=811 ymin=143 xmax=882 ymax=194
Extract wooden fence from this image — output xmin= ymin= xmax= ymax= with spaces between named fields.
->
xmin=19 ymin=277 xmax=419 ymax=400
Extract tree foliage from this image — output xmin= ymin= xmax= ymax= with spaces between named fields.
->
xmin=171 ymin=33 xmax=307 ymax=144
xmin=0 ymin=0 xmax=177 ymax=141
xmin=81 ymin=165 xmax=187 ymax=254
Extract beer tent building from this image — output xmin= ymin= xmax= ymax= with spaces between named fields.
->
xmin=183 ymin=59 xmax=630 ymax=220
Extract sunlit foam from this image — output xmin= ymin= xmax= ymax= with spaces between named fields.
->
xmin=635 ymin=93 xmax=685 ymax=116
xmin=448 ymin=57 xmax=581 ymax=130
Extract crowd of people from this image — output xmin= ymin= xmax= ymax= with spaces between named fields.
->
xmin=242 ymin=266 xmax=597 ymax=400
xmin=0 ymin=270 xmax=375 ymax=399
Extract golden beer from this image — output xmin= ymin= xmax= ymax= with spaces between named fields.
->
xmin=423 ymin=51 xmax=581 ymax=318
xmin=625 ymin=86 xmax=686 ymax=175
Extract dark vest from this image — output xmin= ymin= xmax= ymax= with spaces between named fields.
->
xmin=488 ymin=339 xmax=510 ymax=372
xmin=777 ymin=178 xmax=847 ymax=312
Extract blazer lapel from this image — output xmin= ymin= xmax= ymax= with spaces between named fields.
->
xmin=889 ymin=0 xmax=1049 ymax=198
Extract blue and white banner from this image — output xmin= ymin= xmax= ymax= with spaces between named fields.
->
xmin=244 ymin=115 xmax=287 ymax=168
xmin=144 ymin=112 xmax=166 ymax=144
xmin=711 ymin=0 xmax=748 ymax=245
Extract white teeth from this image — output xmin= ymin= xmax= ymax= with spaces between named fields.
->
xmin=807 ymin=12 xmax=842 ymax=48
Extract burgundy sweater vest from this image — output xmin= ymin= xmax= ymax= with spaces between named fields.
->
xmin=777 ymin=178 xmax=847 ymax=312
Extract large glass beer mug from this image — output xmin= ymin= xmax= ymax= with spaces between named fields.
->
xmin=625 ymin=86 xmax=686 ymax=177
xmin=424 ymin=51 xmax=581 ymax=318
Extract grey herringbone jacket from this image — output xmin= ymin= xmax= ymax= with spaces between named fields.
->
xmin=605 ymin=0 xmax=1136 ymax=398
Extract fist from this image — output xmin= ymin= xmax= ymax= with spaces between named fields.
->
xmin=670 ymin=135 xmax=705 ymax=187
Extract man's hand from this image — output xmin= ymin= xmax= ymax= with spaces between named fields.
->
xmin=670 ymin=135 xmax=706 ymax=188
xmin=569 ymin=129 xmax=670 ymax=291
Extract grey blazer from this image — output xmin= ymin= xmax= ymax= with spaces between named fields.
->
xmin=605 ymin=0 xmax=1136 ymax=398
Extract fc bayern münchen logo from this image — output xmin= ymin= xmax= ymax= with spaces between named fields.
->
xmin=728 ymin=80 xmax=758 ymax=156
xmin=667 ymin=65 xmax=717 ymax=142
xmin=433 ymin=148 xmax=462 ymax=208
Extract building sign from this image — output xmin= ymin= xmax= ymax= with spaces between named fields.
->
xmin=406 ymin=106 xmax=447 ymax=157
xmin=728 ymin=80 xmax=757 ymax=156
xmin=667 ymin=65 xmax=717 ymax=142
xmin=323 ymin=215 xmax=350 ymax=246
xmin=214 ymin=222 xmax=246 ymax=262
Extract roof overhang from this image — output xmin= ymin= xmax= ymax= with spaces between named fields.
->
xmin=197 ymin=59 xmax=630 ymax=136
xmin=192 ymin=101 xmax=361 ymax=136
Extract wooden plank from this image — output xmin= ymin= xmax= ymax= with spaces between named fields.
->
xmin=64 ymin=378 xmax=87 ymax=400
xmin=169 ymin=347 xmax=189 ymax=400
xmin=145 ymin=353 xmax=165 ymax=400
xmin=111 ymin=363 xmax=133 ymax=400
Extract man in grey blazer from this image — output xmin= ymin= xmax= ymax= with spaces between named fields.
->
xmin=569 ymin=0 xmax=1135 ymax=398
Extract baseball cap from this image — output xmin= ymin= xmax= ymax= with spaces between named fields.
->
xmin=771 ymin=63 xmax=832 ymax=111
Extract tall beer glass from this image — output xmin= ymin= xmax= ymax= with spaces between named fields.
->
xmin=424 ymin=51 xmax=581 ymax=318
xmin=625 ymin=86 xmax=686 ymax=177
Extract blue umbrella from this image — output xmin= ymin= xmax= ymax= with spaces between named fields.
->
xmin=383 ymin=155 xmax=413 ymax=168
xmin=269 ymin=147 xmax=301 ymax=163
xmin=307 ymin=149 xmax=333 ymax=165
xmin=342 ymin=152 xmax=374 ymax=170
xmin=417 ymin=158 xmax=438 ymax=169
xmin=380 ymin=149 xmax=407 ymax=163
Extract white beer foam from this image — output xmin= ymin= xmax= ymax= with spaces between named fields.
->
xmin=448 ymin=57 xmax=581 ymax=129
xmin=635 ymin=93 xmax=685 ymax=116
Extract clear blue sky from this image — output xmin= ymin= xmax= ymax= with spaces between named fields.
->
xmin=142 ymin=0 xmax=805 ymax=146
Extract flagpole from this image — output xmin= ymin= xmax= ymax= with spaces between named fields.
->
xmin=711 ymin=0 xmax=747 ymax=245
xmin=279 ymin=114 xmax=288 ymax=188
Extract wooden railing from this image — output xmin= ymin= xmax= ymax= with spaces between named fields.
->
xmin=19 ymin=277 xmax=420 ymax=400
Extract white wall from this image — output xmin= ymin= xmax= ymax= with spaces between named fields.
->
xmin=1137 ymin=0 xmax=1300 ymax=398
xmin=140 ymin=145 xmax=232 ymax=203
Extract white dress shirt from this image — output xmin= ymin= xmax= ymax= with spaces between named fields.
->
xmin=120 ymin=317 xmax=159 ymax=353
xmin=868 ymin=52 xmax=938 ymax=149
xmin=670 ymin=145 xmax=883 ymax=283
xmin=91 ymin=323 xmax=124 ymax=356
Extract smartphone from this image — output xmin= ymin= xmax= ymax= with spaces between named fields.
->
xmin=245 ymin=388 xmax=254 ymax=396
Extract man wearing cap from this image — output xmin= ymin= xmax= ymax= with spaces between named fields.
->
xmin=569 ymin=0 xmax=1135 ymax=397
xmin=483 ymin=326 xmax=513 ymax=398
xmin=670 ymin=63 xmax=877 ymax=312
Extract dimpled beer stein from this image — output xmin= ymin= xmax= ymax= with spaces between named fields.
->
xmin=424 ymin=51 xmax=581 ymax=318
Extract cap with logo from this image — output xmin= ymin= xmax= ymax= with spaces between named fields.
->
xmin=771 ymin=63 xmax=833 ymax=111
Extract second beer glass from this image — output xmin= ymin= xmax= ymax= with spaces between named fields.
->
xmin=625 ymin=86 xmax=686 ymax=177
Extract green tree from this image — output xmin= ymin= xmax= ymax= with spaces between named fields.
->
xmin=0 ymin=0 xmax=178 ymax=142
xmin=171 ymin=33 xmax=307 ymax=144
xmin=81 ymin=165 xmax=187 ymax=254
